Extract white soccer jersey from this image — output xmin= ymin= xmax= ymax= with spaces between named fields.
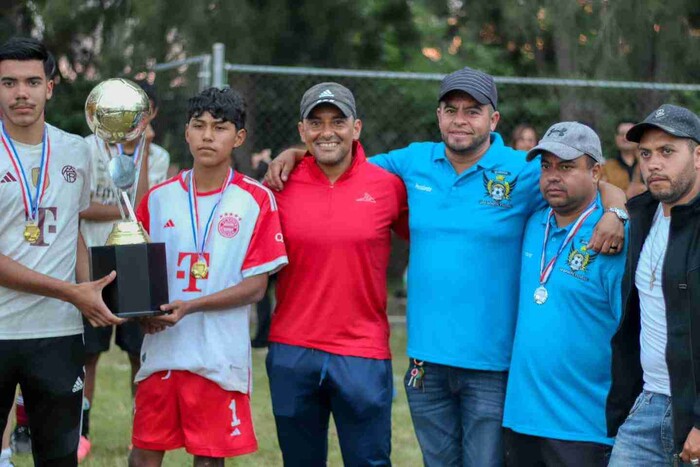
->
xmin=0 ymin=124 xmax=92 ymax=339
xmin=81 ymin=135 xmax=171 ymax=247
xmin=135 ymin=170 xmax=288 ymax=392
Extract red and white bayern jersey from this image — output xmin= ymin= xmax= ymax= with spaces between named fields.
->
xmin=0 ymin=124 xmax=92 ymax=339
xmin=135 ymin=170 xmax=288 ymax=392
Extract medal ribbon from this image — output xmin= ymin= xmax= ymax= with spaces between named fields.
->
xmin=538 ymin=199 xmax=598 ymax=286
xmin=116 ymin=141 xmax=142 ymax=167
xmin=1 ymin=123 xmax=50 ymax=221
xmin=187 ymin=168 xmax=233 ymax=260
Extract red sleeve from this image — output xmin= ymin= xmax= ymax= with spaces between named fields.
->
xmin=391 ymin=177 xmax=410 ymax=241
xmin=136 ymin=190 xmax=151 ymax=234
xmin=241 ymin=189 xmax=288 ymax=278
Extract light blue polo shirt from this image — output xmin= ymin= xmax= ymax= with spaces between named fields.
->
xmin=502 ymin=194 xmax=625 ymax=445
xmin=371 ymin=133 xmax=545 ymax=370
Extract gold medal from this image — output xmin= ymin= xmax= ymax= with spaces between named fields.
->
xmin=191 ymin=260 xmax=208 ymax=279
xmin=23 ymin=221 xmax=40 ymax=244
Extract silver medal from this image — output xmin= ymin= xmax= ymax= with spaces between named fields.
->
xmin=108 ymin=153 xmax=137 ymax=190
xmin=534 ymin=286 xmax=548 ymax=305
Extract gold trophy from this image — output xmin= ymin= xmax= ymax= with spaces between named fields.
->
xmin=85 ymin=78 xmax=169 ymax=317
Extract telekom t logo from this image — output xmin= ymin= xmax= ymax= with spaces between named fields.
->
xmin=30 ymin=207 xmax=58 ymax=247
xmin=176 ymin=252 xmax=211 ymax=292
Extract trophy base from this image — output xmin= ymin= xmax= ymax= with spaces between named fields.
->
xmin=90 ymin=243 xmax=169 ymax=318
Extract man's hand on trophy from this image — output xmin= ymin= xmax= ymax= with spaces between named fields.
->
xmin=153 ymin=299 xmax=193 ymax=326
xmin=70 ymin=271 xmax=124 ymax=327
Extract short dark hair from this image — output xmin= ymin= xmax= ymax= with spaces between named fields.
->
xmin=134 ymin=79 xmax=159 ymax=109
xmin=585 ymin=154 xmax=598 ymax=168
xmin=187 ymin=87 xmax=246 ymax=130
xmin=689 ymin=139 xmax=699 ymax=153
xmin=0 ymin=37 xmax=56 ymax=79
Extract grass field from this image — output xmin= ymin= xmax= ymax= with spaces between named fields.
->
xmin=12 ymin=323 xmax=421 ymax=466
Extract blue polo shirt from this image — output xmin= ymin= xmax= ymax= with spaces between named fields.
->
xmin=502 ymin=194 xmax=625 ymax=445
xmin=371 ymin=133 xmax=544 ymax=370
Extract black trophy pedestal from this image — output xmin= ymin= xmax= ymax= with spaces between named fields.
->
xmin=90 ymin=243 xmax=169 ymax=318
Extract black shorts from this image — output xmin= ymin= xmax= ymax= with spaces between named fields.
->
xmin=0 ymin=334 xmax=84 ymax=464
xmin=504 ymin=428 xmax=611 ymax=467
xmin=83 ymin=318 xmax=143 ymax=356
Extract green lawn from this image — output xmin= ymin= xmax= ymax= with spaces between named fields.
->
xmin=12 ymin=325 xmax=421 ymax=466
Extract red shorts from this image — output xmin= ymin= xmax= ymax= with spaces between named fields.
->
xmin=132 ymin=370 xmax=258 ymax=458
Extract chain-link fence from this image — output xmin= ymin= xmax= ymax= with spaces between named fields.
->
xmin=148 ymin=44 xmax=700 ymax=177
xmin=146 ymin=49 xmax=700 ymax=287
xmin=223 ymin=65 xmax=700 ymax=176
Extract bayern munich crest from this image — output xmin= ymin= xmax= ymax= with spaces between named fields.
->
xmin=217 ymin=212 xmax=241 ymax=238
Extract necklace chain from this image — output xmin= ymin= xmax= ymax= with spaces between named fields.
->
xmin=648 ymin=207 xmax=668 ymax=291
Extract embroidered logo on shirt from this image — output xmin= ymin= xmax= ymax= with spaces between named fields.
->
xmin=61 ymin=165 xmax=77 ymax=183
xmin=559 ymin=240 xmax=597 ymax=282
xmin=481 ymin=171 xmax=517 ymax=209
xmin=163 ymin=219 xmax=175 ymax=228
xmin=356 ymin=192 xmax=376 ymax=203
xmin=218 ymin=212 xmax=241 ymax=238
xmin=415 ymin=183 xmax=433 ymax=192
xmin=0 ymin=171 xmax=17 ymax=183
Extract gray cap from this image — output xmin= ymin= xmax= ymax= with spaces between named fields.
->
xmin=526 ymin=122 xmax=604 ymax=164
xmin=300 ymin=82 xmax=356 ymax=120
xmin=626 ymin=104 xmax=700 ymax=144
xmin=438 ymin=66 xmax=498 ymax=109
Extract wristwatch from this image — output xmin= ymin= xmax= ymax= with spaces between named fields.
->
xmin=605 ymin=207 xmax=629 ymax=225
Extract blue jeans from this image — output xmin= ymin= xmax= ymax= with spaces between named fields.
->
xmin=609 ymin=390 xmax=693 ymax=466
xmin=404 ymin=360 xmax=507 ymax=467
xmin=266 ymin=343 xmax=392 ymax=467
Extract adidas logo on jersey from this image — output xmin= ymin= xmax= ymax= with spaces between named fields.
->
xmin=72 ymin=376 xmax=84 ymax=393
xmin=318 ymin=89 xmax=335 ymax=98
xmin=163 ymin=219 xmax=175 ymax=228
xmin=356 ymin=192 xmax=376 ymax=203
xmin=0 ymin=171 xmax=17 ymax=183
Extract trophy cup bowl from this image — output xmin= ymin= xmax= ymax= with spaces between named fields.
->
xmin=86 ymin=78 xmax=169 ymax=318
xmin=85 ymin=78 xmax=151 ymax=144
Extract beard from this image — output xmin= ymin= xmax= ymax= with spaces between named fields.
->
xmin=647 ymin=160 xmax=697 ymax=205
xmin=443 ymin=130 xmax=490 ymax=156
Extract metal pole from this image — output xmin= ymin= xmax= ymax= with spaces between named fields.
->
xmin=212 ymin=43 xmax=225 ymax=88
xmin=198 ymin=54 xmax=212 ymax=92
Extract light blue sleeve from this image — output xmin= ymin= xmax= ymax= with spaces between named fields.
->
xmin=369 ymin=144 xmax=419 ymax=177
xmin=521 ymin=156 xmax=548 ymax=214
xmin=605 ymin=225 xmax=629 ymax=321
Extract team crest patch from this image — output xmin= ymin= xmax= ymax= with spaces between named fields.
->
xmin=560 ymin=241 xmax=597 ymax=281
xmin=218 ymin=213 xmax=241 ymax=238
xmin=61 ymin=165 xmax=77 ymax=183
xmin=31 ymin=167 xmax=50 ymax=189
xmin=480 ymin=171 xmax=517 ymax=208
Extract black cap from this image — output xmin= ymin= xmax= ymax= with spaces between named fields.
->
xmin=300 ymin=82 xmax=357 ymax=120
xmin=438 ymin=66 xmax=498 ymax=109
xmin=626 ymin=104 xmax=700 ymax=144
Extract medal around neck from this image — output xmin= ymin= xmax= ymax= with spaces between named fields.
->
xmin=534 ymin=286 xmax=548 ymax=305
xmin=85 ymin=78 xmax=168 ymax=318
